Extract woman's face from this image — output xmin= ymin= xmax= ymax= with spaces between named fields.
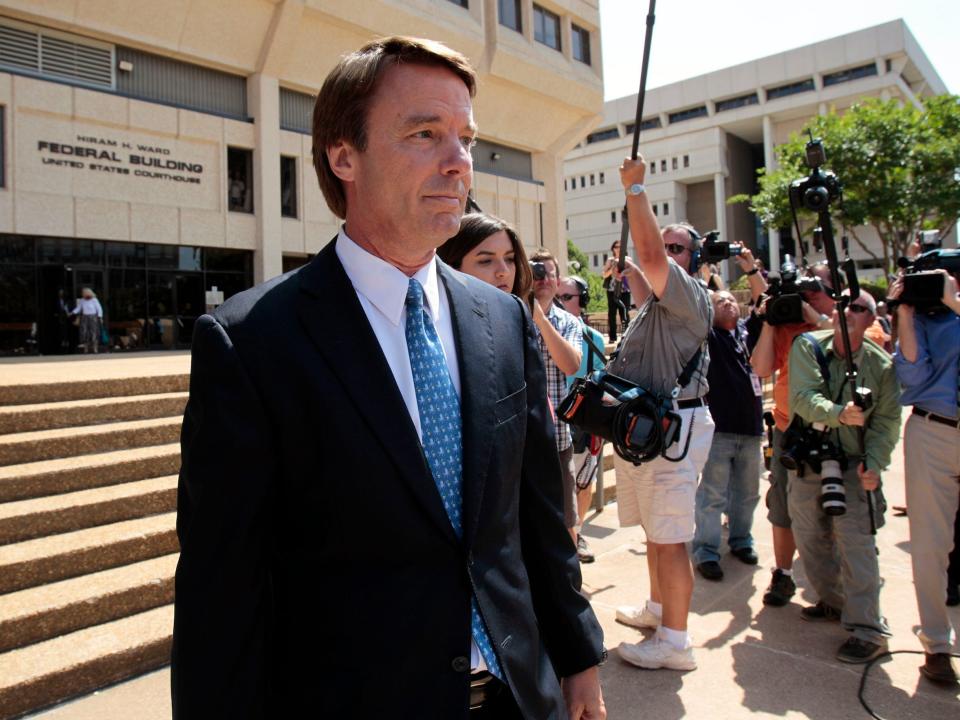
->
xmin=459 ymin=230 xmax=516 ymax=293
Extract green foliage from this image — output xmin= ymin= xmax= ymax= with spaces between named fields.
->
xmin=566 ymin=239 xmax=607 ymax=313
xmin=730 ymin=95 xmax=960 ymax=274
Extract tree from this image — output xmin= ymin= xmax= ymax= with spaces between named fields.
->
xmin=566 ymin=239 xmax=606 ymax=313
xmin=731 ymin=95 xmax=960 ymax=273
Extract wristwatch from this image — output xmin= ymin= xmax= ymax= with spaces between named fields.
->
xmin=626 ymin=183 xmax=645 ymax=196
xmin=746 ymin=268 xmax=759 ymax=276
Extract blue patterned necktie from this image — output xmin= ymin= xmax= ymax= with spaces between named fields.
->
xmin=404 ymin=278 xmax=502 ymax=680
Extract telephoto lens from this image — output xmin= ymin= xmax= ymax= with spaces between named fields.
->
xmin=819 ymin=459 xmax=846 ymax=516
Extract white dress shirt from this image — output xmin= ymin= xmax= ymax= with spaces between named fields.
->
xmin=72 ymin=297 xmax=103 ymax=318
xmin=334 ymin=230 xmax=485 ymax=672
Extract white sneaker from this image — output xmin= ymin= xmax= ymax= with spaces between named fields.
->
xmin=618 ymin=636 xmax=696 ymax=671
xmin=615 ymin=604 xmax=660 ymax=629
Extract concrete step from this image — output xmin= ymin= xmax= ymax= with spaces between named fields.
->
xmin=0 ymin=476 xmax=178 ymax=545
xmin=0 ymin=418 xmax=182 ymax=468
xmin=0 ymin=374 xmax=189 ymax=406
xmin=0 ymin=444 xmax=180 ymax=504
xmin=0 ymin=393 xmax=188 ymax=435
xmin=0 ymin=512 xmax=178 ymax=594
xmin=0 ymin=554 xmax=177 ymax=653
xmin=0 ymin=604 xmax=173 ymax=719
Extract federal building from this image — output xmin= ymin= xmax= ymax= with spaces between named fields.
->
xmin=563 ymin=20 xmax=949 ymax=280
xmin=0 ymin=0 xmax=602 ymax=355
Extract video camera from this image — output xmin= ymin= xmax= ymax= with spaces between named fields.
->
xmin=530 ymin=261 xmax=547 ymax=281
xmin=760 ymin=254 xmax=824 ymax=326
xmin=779 ymin=418 xmax=848 ymax=516
xmin=890 ymin=248 xmax=960 ymax=314
xmin=699 ymin=230 xmax=743 ymax=263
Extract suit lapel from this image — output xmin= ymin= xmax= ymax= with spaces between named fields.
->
xmin=296 ymin=242 xmax=458 ymax=544
xmin=438 ymin=263 xmax=497 ymax=548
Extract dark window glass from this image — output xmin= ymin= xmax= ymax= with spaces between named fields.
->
xmin=0 ymin=268 xmax=37 ymax=354
xmin=447 ymin=0 xmax=468 ymax=6
xmin=106 ymin=267 xmax=147 ymax=350
xmin=652 ymin=204 xmax=658 ymax=216
xmin=207 ymin=272 xmax=251 ymax=303
xmin=564 ymin=179 xmax=567 ymax=191
xmin=533 ymin=5 xmax=561 ymax=51
xmin=228 ymin=147 xmax=254 ymax=213
xmin=660 ymin=159 xmax=667 ymax=172
xmin=823 ymin=63 xmax=878 ymax=87
xmin=715 ymin=93 xmax=759 ymax=113
xmin=146 ymin=244 xmax=201 ymax=271
xmin=668 ymin=106 xmax=709 ymax=124
xmin=36 ymin=238 xmax=105 ymax=265
xmin=106 ymin=241 xmax=146 ymax=268
xmin=498 ymin=0 xmax=521 ymax=32
xmin=281 ymin=255 xmax=312 ymax=274
xmin=610 ymin=211 xmax=616 ymax=223
xmin=672 ymin=157 xmax=678 ymax=170
xmin=683 ymin=155 xmax=690 ymax=168
xmin=205 ymin=248 xmax=253 ymax=274
xmin=586 ymin=127 xmax=619 ymax=144
xmin=280 ymin=156 xmax=297 ymax=219
xmin=0 ymin=235 xmax=34 ymax=263
xmin=565 ymin=218 xmax=569 ymax=230
xmin=580 ymin=176 xmax=585 ymax=188
xmin=650 ymin=162 xmax=656 ymax=174
xmin=0 ymin=106 xmax=5 ymax=188
xmin=663 ymin=202 xmax=669 ymax=215
xmin=599 ymin=172 xmax=605 ymax=184
xmin=592 ymin=255 xmax=598 ymax=267
xmin=625 ymin=117 xmax=661 ymax=135
xmin=766 ymin=78 xmax=815 ymax=100
xmin=590 ymin=174 xmax=595 ymax=186
xmin=572 ymin=24 xmax=591 ymax=65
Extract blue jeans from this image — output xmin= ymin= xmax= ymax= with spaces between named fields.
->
xmin=693 ymin=432 xmax=762 ymax=564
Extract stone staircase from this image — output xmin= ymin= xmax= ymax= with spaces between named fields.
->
xmin=0 ymin=373 xmax=187 ymax=719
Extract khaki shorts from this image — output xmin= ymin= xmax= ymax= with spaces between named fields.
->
xmin=615 ymin=406 xmax=715 ymax=544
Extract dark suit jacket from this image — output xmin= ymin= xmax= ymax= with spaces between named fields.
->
xmin=171 ymin=240 xmax=605 ymax=719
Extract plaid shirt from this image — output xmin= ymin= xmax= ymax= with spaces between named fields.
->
xmin=536 ymin=303 xmax=582 ymax=452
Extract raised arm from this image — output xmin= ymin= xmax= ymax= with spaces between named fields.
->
xmin=619 ymin=157 xmax=669 ymax=297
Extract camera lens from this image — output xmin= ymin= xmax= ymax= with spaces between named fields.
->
xmin=530 ymin=262 xmax=547 ymax=281
xmin=819 ymin=459 xmax=846 ymax=516
xmin=804 ymin=186 xmax=830 ymax=212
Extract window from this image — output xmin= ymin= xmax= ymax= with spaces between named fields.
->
xmin=610 ymin=211 xmax=616 ymax=223
xmin=672 ymin=157 xmax=678 ymax=170
xmin=650 ymin=162 xmax=656 ymax=175
xmin=766 ymin=78 xmax=815 ymax=101
xmin=227 ymin=148 xmax=253 ymax=213
xmin=593 ymin=255 xmax=599 ymax=268
xmin=586 ymin=127 xmax=619 ymax=144
xmin=280 ymin=156 xmax=297 ymax=218
xmin=580 ymin=176 xmax=585 ymax=188
xmin=660 ymin=159 xmax=667 ymax=172
xmin=599 ymin=172 xmax=605 ymax=184
xmin=663 ymin=202 xmax=669 ymax=215
xmin=715 ymin=92 xmax=759 ymax=113
xmin=885 ymin=58 xmax=892 ymax=73
xmin=499 ymin=0 xmax=522 ymax=32
xmin=533 ymin=5 xmax=561 ymax=51
xmin=683 ymin=155 xmax=690 ymax=168
xmin=565 ymin=218 xmax=569 ymax=230
xmin=0 ymin=106 xmax=4 ymax=188
xmin=589 ymin=174 xmax=595 ymax=186
xmin=626 ymin=117 xmax=661 ymax=134
xmin=603 ymin=253 xmax=608 ymax=263
xmin=823 ymin=63 xmax=878 ymax=87
xmin=621 ymin=209 xmax=626 ymax=222
xmin=564 ymin=179 xmax=568 ymax=191
xmin=652 ymin=204 xmax=658 ymax=216
xmin=572 ymin=24 xmax=591 ymax=65
xmin=446 ymin=0 xmax=469 ymax=6
xmin=668 ymin=106 xmax=709 ymax=124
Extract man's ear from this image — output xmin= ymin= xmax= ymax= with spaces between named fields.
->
xmin=326 ymin=140 xmax=357 ymax=183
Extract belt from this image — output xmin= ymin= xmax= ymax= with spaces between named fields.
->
xmin=469 ymin=672 xmax=502 ymax=711
xmin=677 ymin=397 xmax=706 ymax=410
xmin=913 ymin=408 xmax=960 ymax=429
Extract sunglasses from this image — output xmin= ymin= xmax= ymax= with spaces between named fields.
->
xmin=557 ymin=294 xmax=579 ymax=302
xmin=664 ymin=243 xmax=689 ymax=254
xmin=846 ymin=304 xmax=871 ymax=314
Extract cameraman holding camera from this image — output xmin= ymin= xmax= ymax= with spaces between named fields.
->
xmin=610 ymin=158 xmax=714 ymax=671
xmin=786 ymin=289 xmax=901 ymax=664
xmin=889 ymin=269 xmax=960 ymax=684
xmin=750 ymin=262 xmax=835 ymax=607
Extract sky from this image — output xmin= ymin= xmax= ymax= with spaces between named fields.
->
xmin=599 ymin=0 xmax=959 ymax=101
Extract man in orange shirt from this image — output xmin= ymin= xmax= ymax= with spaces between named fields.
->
xmin=750 ymin=262 xmax=834 ymax=606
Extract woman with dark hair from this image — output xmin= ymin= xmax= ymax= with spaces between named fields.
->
xmin=438 ymin=212 xmax=533 ymax=298
xmin=602 ymin=240 xmax=631 ymax=342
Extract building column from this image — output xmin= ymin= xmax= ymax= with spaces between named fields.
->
xmin=713 ymin=172 xmax=729 ymax=281
xmin=247 ymin=72 xmax=283 ymax=284
xmin=531 ymin=151 xmax=566 ymax=269
xmin=762 ymin=114 xmax=780 ymax=270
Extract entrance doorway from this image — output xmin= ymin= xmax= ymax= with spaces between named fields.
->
xmin=37 ymin=265 xmax=72 ymax=355
xmin=148 ymin=271 xmax=204 ymax=349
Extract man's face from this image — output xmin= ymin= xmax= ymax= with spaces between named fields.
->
xmin=533 ymin=259 xmax=559 ymax=301
xmin=803 ymin=265 xmax=835 ymax=315
xmin=557 ymin=278 xmax=582 ymax=316
xmin=662 ymin=228 xmax=693 ymax=274
xmin=832 ymin=291 xmax=874 ymax=351
xmin=712 ymin=291 xmax=739 ymax=330
xmin=328 ymin=63 xmax=476 ymax=267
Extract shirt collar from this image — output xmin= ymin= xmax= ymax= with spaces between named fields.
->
xmin=335 ymin=227 xmax=442 ymax=327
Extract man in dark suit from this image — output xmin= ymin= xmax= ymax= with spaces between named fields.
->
xmin=171 ymin=36 xmax=606 ymax=719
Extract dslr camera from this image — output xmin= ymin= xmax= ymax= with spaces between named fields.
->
xmin=761 ymin=255 xmax=824 ymax=326
xmin=890 ymin=247 xmax=960 ymax=314
xmin=530 ymin=261 xmax=548 ymax=281
xmin=779 ymin=418 xmax=848 ymax=516
xmin=700 ymin=230 xmax=743 ymax=263
xmin=789 ymin=137 xmax=842 ymax=214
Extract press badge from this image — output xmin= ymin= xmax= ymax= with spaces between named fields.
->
xmin=750 ymin=372 xmax=763 ymax=397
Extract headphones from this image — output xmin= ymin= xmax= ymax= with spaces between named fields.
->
xmin=685 ymin=227 xmax=702 ymax=275
xmin=569 ymin=275 xmax=590 ymax=308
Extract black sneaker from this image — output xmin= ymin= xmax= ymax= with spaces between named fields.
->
xmin=800 ymin=601 xmax=842 ymax=622
xmin=837 ymin=637 xmax=887 ymax=664
xmin=731 ymin=547 xmax=759 ymax=565
xmin=921 ymin=652 xmax=959 ymax=684
xmin=762 ymin=569 xmax=796 ymax=606
xmin=696 ymin=560 xmax=724 ymax=581
xmin=576 ymin=534 xmax=595 ymax=564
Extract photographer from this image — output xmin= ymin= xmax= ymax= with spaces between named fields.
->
xmin=889 ymin=269 xmax=960 ymax=685
xmin=611 ymin=158 xmax=714 ymax=672
xmin=530 ymin=249 xmax=583 ymax=547
xmin=750 ymin=262 xmax=835 ymax=607
xmin=786 ymin=290 xmax=901 ymax=664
